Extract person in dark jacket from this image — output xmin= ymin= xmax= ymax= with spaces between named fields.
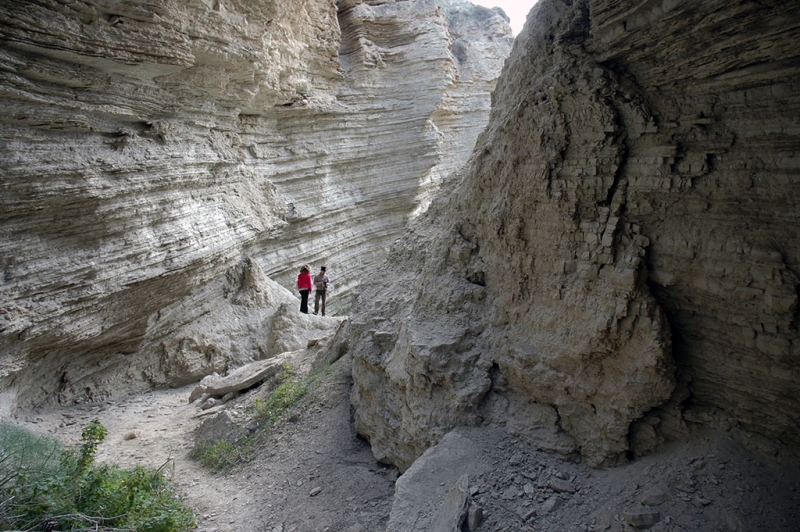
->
xmin=313 ymin=266 xmax=329 ymax=316
xmin=297 ymin=265 xmax=313 ymax=313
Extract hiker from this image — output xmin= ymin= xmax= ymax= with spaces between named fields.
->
xmin=313 ymin=266 xmax=329 ymax=316
xmin=297 ymin=265 xmax=313 ymax=314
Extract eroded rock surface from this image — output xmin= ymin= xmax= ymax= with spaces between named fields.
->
xmin=350 ymin=0 xmax=800 ymax=469
xmin=0 ymin=0 xmax=511 ymax=409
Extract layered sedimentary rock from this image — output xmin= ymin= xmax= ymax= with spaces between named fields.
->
xmin=247 ymin=0 xmax=512 ymax=291
xmin=350 ymin=0 xmax=800 ymax=469
xmin=0 ymin=0 xmax=511 ymax=411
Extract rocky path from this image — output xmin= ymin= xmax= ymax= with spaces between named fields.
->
xmin=14 ymin=352 xmax=800 ymax=532
xmin=16 ymin=355 xmax=396 ymax=532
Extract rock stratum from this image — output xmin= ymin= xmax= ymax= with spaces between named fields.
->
xmin=350 ymin=0 xmax=800 ymax=469
xmin=0 ymin=0 xmax=512 ymax=411
xmin=2 ymin=0 xmax=799 ymax=477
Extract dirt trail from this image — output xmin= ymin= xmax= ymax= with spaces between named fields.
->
xmin=13 ymin=352 xmax=800 ymax=532
xmin=16 ymin=355 xmax=395 ymax=532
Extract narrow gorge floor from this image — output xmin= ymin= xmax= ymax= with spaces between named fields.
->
xmin=14 ymin=354 xmax=800 ymax=532
xmin=16 ymin=355 xmax=397 ymax=532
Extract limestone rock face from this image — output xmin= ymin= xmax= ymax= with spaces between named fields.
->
xmin=0 ymin=0 xmax=511 ymax=409
xmin=350 ymin=0 xmax=800 ymax=469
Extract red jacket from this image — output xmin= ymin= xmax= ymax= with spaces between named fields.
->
xmin=297 ymin=271 xmax=313 ymax=291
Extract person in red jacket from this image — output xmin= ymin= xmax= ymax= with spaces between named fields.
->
xmin=297 ymin=265 xmax=313 ymax=314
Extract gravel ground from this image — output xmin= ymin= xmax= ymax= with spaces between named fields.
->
xmin=12 ymin=352 xmax=800 ymax=532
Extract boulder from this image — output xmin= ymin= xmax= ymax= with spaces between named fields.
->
xmin=194 ymin=411 xmax=246 ymax=448
xmin=190 ymin=356 xmax=288 ymax=400
xmin=386 ymin=427 xmax=496 ymax=532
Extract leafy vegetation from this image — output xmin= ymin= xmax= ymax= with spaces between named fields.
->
xmin=1 ymin=419 xmax=195 ymax=531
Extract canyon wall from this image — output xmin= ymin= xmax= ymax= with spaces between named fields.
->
xmin=0 ymin=0 xmax=511 ymax=411
xmin=350 ymin=0 xmax=800 ymax=469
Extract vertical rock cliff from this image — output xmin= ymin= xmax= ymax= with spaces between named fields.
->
xmin=350 ymin=0 xmax=800 ymax=468
xmin=0 ymin=0 xmax=512 ymax=411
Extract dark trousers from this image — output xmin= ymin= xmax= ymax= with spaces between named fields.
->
xmin=314 ymin=290 xmax=326 ymax=316
xmin=299 ymin=289 xmax=309 ymax=313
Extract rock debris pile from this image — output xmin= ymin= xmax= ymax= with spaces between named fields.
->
xmin=386 ymin=426 xmax=799 ymax=531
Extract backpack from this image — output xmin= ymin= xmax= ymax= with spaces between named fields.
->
xmin=314 ymin=273 xmax=328 ymax=291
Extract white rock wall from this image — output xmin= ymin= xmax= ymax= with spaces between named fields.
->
xmin=0 ymin=0 xmax=511 ymax=409
xmin=249 ymin=0 xmax=513 ymax=293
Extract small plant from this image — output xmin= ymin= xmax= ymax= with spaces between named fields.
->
xmin=77 ymin=418 xmax=107 ymax=472
xmin=0 ymin=420 xmax=195 ymax=531
xmin=253 ymin=367 xmax=308 ymax=427
xmin=329 ymin=298 xmax=351 ymax=316
xmin=190 ymin=440 xmax=244 ymax=472
xmin=191 ymin=365 xmax=310 ymax=472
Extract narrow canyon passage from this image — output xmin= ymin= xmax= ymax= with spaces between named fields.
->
xmin=2 ymin=0 xmax=800 ymax=530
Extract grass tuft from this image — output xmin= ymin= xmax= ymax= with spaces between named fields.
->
xmin=253 ymin=369 xmax=308 ymax=427
xmin=190 ymin=440 xmax=246 ymax=473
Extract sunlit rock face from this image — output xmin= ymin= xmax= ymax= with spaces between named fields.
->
xmin=248 ymin=0 xmax=512 ymax=292
xmin=0 ymin=0 xmax=511 ymax=411
xmin=350 ymin=0 xmax=800 ymax=469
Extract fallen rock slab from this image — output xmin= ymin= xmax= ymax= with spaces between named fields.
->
xmin=540 ymin=495 xmax=563 ymax=514
xmin=640 ymin=485 xmax=669 ymax=506
xmin=429 ymin=474 xmax=470 ymax=532
xmin=386 ymin=427 xmax=497 ymax=532
xmin=190 ymin=354 xmax=291 ymax=400
xmin=466 ymin=503 xmax=483 ymax=531
xmin=549 ymin=477 xmax=577 ymax=494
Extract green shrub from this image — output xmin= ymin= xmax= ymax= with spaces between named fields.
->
xmin=0 ymin=420 xmax=195 ymax=531
xmin=1 ymin=422 xmax=69 ymax=489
